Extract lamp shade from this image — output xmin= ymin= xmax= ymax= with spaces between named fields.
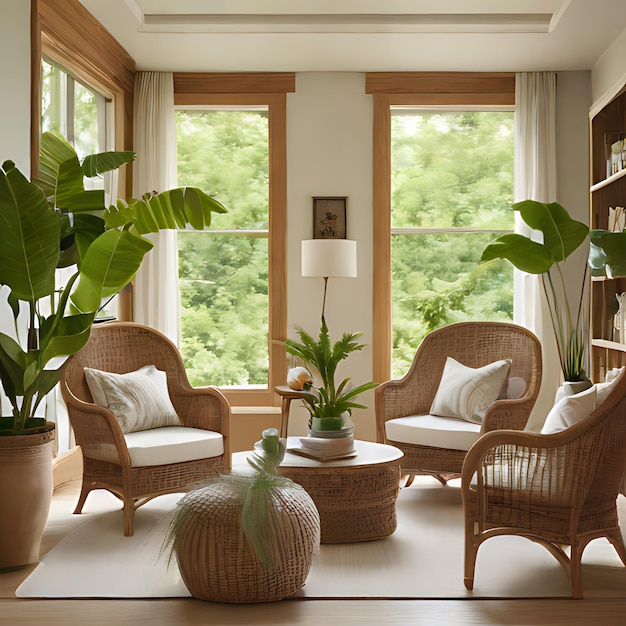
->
xmin=301 ymin=239 xmax=357 ymax=278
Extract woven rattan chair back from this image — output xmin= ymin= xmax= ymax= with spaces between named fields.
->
xmin=375 ymin=321 xmax=542 ymax=484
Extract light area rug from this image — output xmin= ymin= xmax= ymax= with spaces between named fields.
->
xmin=16 ymin=478 xmax=626 ymax=599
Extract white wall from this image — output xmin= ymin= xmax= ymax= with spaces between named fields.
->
xmin=591 ymin=28 xmax=626 ymax=109
xmin=286 ymin=73 xmax=376 ymax=440
xmin=0 ymin=0 xmax=31 ymax=415
xmin=0 ymin=0 xmax=31 ymax=170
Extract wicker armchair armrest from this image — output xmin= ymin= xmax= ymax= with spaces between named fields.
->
xmin=61 ymin=384 xmax=131 ymax=467
xmin=461 ymin=425 xmax=597 ymax=508
xmin=171 ymin=386 xmax=230 ymax=431
xmin=479 ymin=395 xmax=537 ymax=434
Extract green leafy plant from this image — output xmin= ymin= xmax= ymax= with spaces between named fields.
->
xmin=284 ymin=318 xmax=377 ymax=423
xmin=481 ymin=199 xmax=589 ymax=382
xmin=0 ymin=132 xmax=227 ymax=434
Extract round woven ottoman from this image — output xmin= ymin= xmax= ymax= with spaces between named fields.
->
xmin=169 ymin=478 xmax=320 ymax=603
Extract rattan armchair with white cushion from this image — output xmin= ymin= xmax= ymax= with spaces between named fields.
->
xmin=462 ymin=368 xmax=626 ymax=598
xmin=375 ymin=321 xmax=542 ymax=484
xmin=60 ymin=322 xmax=231 ymax=536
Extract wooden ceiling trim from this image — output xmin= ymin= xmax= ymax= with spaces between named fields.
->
xmin=174 ymin=73 xmax=296 ymax=95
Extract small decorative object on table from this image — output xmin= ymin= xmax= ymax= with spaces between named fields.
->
xmin=163 ymin=428 xmax=320 ymax=603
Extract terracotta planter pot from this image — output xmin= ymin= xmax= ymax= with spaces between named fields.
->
xmin=0 ymin=423 xmax=55 ymax=570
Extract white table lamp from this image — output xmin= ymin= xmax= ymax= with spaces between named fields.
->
xmin=301 ymin=239 xmax=357 ymax=320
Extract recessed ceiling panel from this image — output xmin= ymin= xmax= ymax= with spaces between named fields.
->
xmin=128 ymin=0 xmax=572 ymax=33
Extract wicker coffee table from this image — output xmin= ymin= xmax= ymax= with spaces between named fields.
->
xmin=233 ymin=438 xmax=403 ymax=543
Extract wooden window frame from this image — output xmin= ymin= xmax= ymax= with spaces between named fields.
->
xmin=174 ymin=73 xmax=295 ymax=407
xmin=367 ymin=73 xmax=515 ymax=382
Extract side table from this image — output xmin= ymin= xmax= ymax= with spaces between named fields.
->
xmin=274 ymin=385 xmax=315 ymax=437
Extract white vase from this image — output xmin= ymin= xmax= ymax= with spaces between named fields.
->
xmin=554 ymin=379 xmax=593 ymax=404
xmin=614 ymin=292 xmax=626 ymax=343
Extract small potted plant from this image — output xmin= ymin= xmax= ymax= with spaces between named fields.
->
xmin=0 ymin=131 xmax=227 ymax=569
xmin=284 ymin=318 xmax=377 ymax=432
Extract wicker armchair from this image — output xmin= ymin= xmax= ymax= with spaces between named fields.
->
xmin=60 ymin=322 xmax=231 ymax=536
xmin=462 ymin=369 xmax=626 ymax=599
xmin=375 ymin=321 xmax=542 ymax=484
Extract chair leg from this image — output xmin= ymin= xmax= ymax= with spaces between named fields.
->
xmin=607 ymin=529 xmax=626 ymax=567
xmin=569 ymin=542 xmax=584 ymax=599
xmin=464 ymin=520 xmax=478 ymax=590
xmin=73 ymin=482 xmax=91 ymax=515
xmin=123 ymin=499 xmax=135 ymax=537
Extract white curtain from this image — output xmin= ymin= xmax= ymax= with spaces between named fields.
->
xmin=514 ymin=71 xmax=560 ymax=429
xmin=132 ymin=72 xmax=181 ymax=344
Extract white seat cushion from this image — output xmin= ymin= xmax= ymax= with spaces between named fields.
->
xmin=89 ymin=427 xmax=224 ymax=467
xmin=385 ymin=414 xmax=482 ymax=452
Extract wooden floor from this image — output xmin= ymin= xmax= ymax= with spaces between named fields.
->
xmin=3 ymin=596 xmax=626 ymax=625
xmin=2 ymin=475 xmax=626 ymax=625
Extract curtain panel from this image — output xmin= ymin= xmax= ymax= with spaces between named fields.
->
xmin=132 ymin=72 xmax=181 ymax=344
xmin=514 ymin=71 xmax=559 ymax=428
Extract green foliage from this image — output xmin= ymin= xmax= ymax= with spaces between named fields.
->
xmin=284 ymin=318 xmax=377 ymax=419
xmin=481 ymin=200 xmax=590 ymax=382
xmin=390 ymin=111 xmax=515 ymax=376
xmin=176 ymin=110 xmax=270 ymax=387
xmin=0 ymin=132 xmax=227 ymax=433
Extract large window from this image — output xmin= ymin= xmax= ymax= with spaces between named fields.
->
xmin=176 ymin=108 xmax=270 ymax=389
xmin=368 ymin=72 xmax=516 ymax=381
xmin=172 ymin=75 xmax=292 ymax=406
xmin=390 ymin=108 xmax=514 ymax=376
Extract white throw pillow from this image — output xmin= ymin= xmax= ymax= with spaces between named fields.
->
xmin=540 ymin=385 xmax=597 ymax=435
xmin=429 ymin=357 xmax=512 ymax=424
xmin=84 ymin=365 xmax=182 ymax=434
xmin=596 ymin=366 xmax=625 ymax=406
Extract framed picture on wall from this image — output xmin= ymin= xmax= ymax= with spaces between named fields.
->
xmin=312 ymin=196 xmax=347 ymax=239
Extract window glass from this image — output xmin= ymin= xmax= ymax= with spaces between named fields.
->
xmin=391 ymin=109 xmax=514 ymax=377
xmin=176 ymin=109 xmax=270 ymax=388
xmin=41 ymin=58 xmax=115 ymax=318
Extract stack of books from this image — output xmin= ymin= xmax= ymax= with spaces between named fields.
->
xmin=288 ymin=435 xmax=356 ymax=461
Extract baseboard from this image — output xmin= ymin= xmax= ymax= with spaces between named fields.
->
xmin=52 ymin=447 xmax=82 ymax=490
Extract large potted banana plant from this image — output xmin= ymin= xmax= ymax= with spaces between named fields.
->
xmin=0 ymin=132 xmax=227 ymax=569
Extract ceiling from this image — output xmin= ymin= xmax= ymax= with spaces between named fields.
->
xmin=78 ymin=0 xmax=626 ymax=73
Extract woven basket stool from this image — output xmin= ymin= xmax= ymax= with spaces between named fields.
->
xmin=171 ymin=479 xmax=320 ymax=603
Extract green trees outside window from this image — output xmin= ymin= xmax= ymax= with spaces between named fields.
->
xmin=391 ymin=110 xmax=515 ymax=377
xmin=175 ymin=108 xmax=514 ymax=386
xmin=176 ymin=110 xmax=269 ymax=388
